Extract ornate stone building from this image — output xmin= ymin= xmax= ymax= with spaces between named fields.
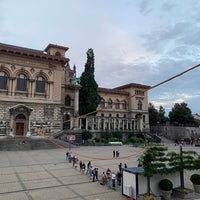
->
xmin=84 ymin=84 xmax=150 ymax=133
xmin=0 ymin=43 xmax=150 ymax=137
xmin=0 ymin=43 xmax=79 ymax=136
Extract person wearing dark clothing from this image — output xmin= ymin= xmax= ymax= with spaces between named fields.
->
xmin=66 ymin=152 xmax=69 ymax=160
xmin=95 ymin=168 xmax=99 ymax=181
xmin=124 ymin=163 xmax=127 ymax=168
xmin=113 ymin=150 xmax=115 ymax=157
xmin=116 ymin=171 xmax=122 ymax=186
xmin=118 ymin=163 xmax=122 ymax=173
xmin=92 ymin=168 xmax=96 ymax=182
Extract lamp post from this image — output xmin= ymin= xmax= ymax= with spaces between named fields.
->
xmin=179 ymin=144 xmax=184 ymax=189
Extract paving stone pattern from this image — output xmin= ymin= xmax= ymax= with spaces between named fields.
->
xmin=0 ymin=142 xmax=200 ymax=199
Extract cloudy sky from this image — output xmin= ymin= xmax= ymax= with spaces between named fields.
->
xmin=1 ymin=0 xmax=200 ymax=115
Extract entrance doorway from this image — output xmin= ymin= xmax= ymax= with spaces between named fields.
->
xmin=16 ymin=123 xmax=24 ymax=135
xmin=63 ymin=114 xmax=70 ymax=130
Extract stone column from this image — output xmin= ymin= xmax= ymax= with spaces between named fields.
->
xmin=73 ymin=85 xmax=81 ymax=130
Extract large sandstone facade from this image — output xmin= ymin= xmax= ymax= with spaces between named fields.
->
xmin=0 ymin=43 xmax=78 ymax=136
xmin=0 ymin=43 xmax=150 ymax=137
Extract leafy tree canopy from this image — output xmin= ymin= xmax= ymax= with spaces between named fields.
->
xmin=168 ymin=102 xmax=197 ymax=126
xmin=148 ymin=103 xmax=168 ymax=125
xmin=82 ymin=131 xmax=92 ymax=141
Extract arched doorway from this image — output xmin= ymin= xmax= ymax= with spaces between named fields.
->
xmin=63 ymin=114 xmax=70 ymax=130
xmin=15 ymin=114 xmax=26 ymax=136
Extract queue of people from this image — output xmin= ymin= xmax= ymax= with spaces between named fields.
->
xmin=66 ymin=151 xmax=127 ymax=190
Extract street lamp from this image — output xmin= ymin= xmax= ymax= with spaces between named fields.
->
xmin=2 ymin=111 xmax=7 ymax=135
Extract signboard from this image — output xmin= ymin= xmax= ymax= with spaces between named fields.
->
xmin=68 ymin=135 xmax=76 ymax=141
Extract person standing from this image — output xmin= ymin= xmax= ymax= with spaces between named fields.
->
xmin=118 ymin=163 xmax=122 ymax=173
xmin=92 ymin=168 xmax=96 ymax=182
xmin=116 ymin=171 xmax=122 ymax=186
xmin=86 ymin=161 xmax=91 ymax=174
xmin=113 ymin=150 xmax=115 ymax=158
xmin=95 ymin=168 xmax=99 ymax=181
xmin=111 ymin=171 xmax=116 ymax=190
xmin=106 ymin=168 xmax=111 ymax=187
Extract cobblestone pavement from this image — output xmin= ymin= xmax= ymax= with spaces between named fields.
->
xmin=0 ymin=141 xmax=200 ymax=200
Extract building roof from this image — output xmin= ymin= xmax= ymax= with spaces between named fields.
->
xmin=98 ymin=87 xmax=129 ymax=95
xmin=0 ymin=43 xmax=69 ymax=64
xmin=123 ymin=167 xmax=144 ymax=174
xmin=114 ymin=83 xmax=151 ymax=90
xmin=44 ymin=43 xmax=69 ymax=52
xmin=193 ymin=113 xmax=200 ymax=120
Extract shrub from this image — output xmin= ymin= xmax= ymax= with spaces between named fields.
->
xmin=94 ymin=137 xmax=100 ymax=143
xmin=129 ymin=136 xmax=144 ymax=144
xmin=190 ymin=174 xmax=200 ymax=185
xmin=159 ymin=179 xmax=173 ymax=191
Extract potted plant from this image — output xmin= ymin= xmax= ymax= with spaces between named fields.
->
xmin=139 ymin=145 xmax=169 ymax=198
xmin=190 ymin=174 xmax=200 ymax=193
xmin=159 ymin=179 xmax=173 ymax=200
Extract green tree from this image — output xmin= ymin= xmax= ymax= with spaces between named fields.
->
xmin=168 ymin=147 xmax=200 ymax=189
xmin=158 ymin=105 xmax=168 ymax=124
xmin=79 ymin=49 xmax=100 ymax=127
xmin=168 ymin=102 xmax=196 ymax=126
xmin=82 ymin=131 xmax=92 ymax=141
xmin=139 ymin=145 xmax=169 ymax=195
xmin=101 ymin=132 xmax=112 ymax=143
xmin=148 ymin=103 xmax=159 ymax=125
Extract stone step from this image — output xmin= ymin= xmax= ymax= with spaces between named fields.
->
xmin=0 ymin=136 xmax=60 ymax=151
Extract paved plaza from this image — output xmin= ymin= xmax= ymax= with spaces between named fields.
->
xmin=0 ymin=141 xmax=200 ymax=200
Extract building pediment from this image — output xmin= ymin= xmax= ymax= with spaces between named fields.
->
xmin=9 ymin=104 xmax=33 ymax=115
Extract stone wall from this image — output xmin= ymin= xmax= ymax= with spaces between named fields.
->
xmin=150 ymin=125 xmax=200 ymax=140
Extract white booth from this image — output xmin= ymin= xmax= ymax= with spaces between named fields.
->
xmin=122 ymin=167 xmax=179 ymax=199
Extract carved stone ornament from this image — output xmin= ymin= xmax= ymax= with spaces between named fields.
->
xmin=11 ymin=65 xmax=16 ymax=71
xmin=30 ymin=68 xmax=35 ymax=74
xmin=49 ymin=63 xmax=56 ymax=69
xmin=48 ymin=70 xmax=52 ymax=76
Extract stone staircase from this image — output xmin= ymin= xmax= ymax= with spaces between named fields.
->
xmin=0 ymin=136 xmax=71 ymax=151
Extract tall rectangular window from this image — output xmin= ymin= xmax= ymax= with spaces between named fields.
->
xmin=0 ymin=72 xmax=7 ymax=89
xmin=36 ymin=76 xmax=45 ymax=93
xmin=17 ymin=74 xmax=27 ymax=91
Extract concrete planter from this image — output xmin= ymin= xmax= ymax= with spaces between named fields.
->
xmin=160 ymin=190 xmax=172 ymax=200
xmin=173 ymin=187 xmax=194 ymax=199
xmin=193 ymin=184 xmax=200 ymax=193
xmin=139 ymin=194 xmax=161 ymax=200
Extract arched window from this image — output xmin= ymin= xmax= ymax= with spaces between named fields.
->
xmin=143 ymin=115 xmax=145 ymax=123
xmin=122 ymin=100 xmax=127 ymax=109
xmin=99 ymin=98 xmax=105 ymax=108
xmin=138 ymin=100 xmax=142 ymax=110
xmin=17 ymin=73 xmax=27 ymax=91
xmin=108 ymin=98 xmax=112 ymax=109
xmin=55 ymin=51 xmax=61 ymax=57
xmin=36 ymin=76 xmax=45 ymax=93
xmin=65 ymin=95 xmax=71 ymax=106
xmin=115 ymin=99 xmax=120 ymax=109
xmin=0 ymin=71 xmax=8 ymax=89
xmin=15 ymin=114 xmax=26 ymax=120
